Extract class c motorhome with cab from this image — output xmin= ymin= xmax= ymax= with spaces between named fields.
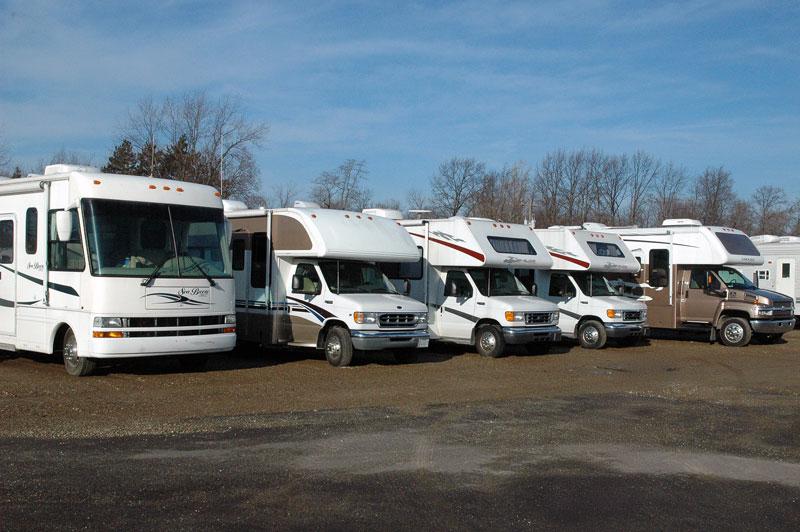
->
xmin=382 ymin=214 xmax=561 ymax=358
xmin=0 ymin=165 xmax=236 ymax=375
xmin=738 ymin=235 xmax=800 ymax=316
xmin=226 ymin=203 xmax=429 ymax=367
xmin=603 ymin=219 xmax=795 ymax=346
xmin=521 ymin=225 xmax=649 ymax=349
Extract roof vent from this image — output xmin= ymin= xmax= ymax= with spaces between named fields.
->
xmin=662 ymin=218 xmax=702 ymax=227
xmin=222 ymin=199 xmax=248 ymax=212
xmin=294 ymin=200 xmax=321 ymax=208
xmin=44 ymin=164 xmax=99 ymax=175
xmin=582 ymin=222 xmax=608 ymax=231
xmin=362 ymin=208 xmax=403 ymax=220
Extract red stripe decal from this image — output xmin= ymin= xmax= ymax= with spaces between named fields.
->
xmin=549 ymin=251 xmax=590 ymax=269
xmin=409 ymin=232 xmax=485 ymax=262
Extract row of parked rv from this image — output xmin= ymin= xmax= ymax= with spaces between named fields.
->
xmin=0 ymin=165 xmax=796 ymax=375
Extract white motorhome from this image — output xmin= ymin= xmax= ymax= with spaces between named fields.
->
xmin=385 ymin=214 xmax=561 ymax=358
xmin=0 ymin=165 xmax=236 ymax=376
xmin=603 ymin=219 xmax=795 ymax=346
xmin=738 ymin=235 xmax=800 ymax=315
xmin=521 ymin=226 xmax=649 ymax=349
xmin=225 ymin=203 xmax=429 ymax=367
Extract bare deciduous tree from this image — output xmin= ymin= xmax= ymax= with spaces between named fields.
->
xmin=474 ymin=161 xmax=532 ymax=223
xmin=532 ymin=150 xmax=565 ymax=227
xmin=0 ymin=126 xmax=12 ymax=175
xmin=430 ymin=157 xmax=485 ymax=217
xmin=626 ymin=151 xmax=659 ymax=226
xmin=310 ymin=159 xmax=372 ymax=211
xmin=693 ymin=166 xmax=735 ymax=226
xmin=270 ymin=182 xmax=304 ymax=208
xmin=651 ymin=162 xmax=688 ymax=224
xmin=751 ymin=185 xmax=789 ymax=235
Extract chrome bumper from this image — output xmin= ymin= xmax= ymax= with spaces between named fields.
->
xmin=501 ymin=325 xmax=561 ymax=344
xmin=605 ymin=323 xmax=650 ymax=338
xmin=750 ymin=318 xmax=796 ymax=334
xmin=350 ymin=330 xmax=430 ymax=350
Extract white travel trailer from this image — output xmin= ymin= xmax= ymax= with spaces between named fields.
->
xmin=602 ymin=219 xmax=795 ymax=346
xmin=521 ymin=226 xmax=649 ymax=349
xmin=225 ymin=203 xmax=429 ymax=367
xmin=0 ymin=165 xmax=236 ymax=376
xmin=739 ymin=235 xmax=800 ymax=315
xmin=385 ymin=214 xmax=561 ymax=358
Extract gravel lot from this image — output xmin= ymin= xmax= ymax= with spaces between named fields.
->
xmin=1 ymin=330 xmax=799 ymax=530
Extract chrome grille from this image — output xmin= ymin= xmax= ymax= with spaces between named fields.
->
xmin=525 ymin=312 xmax=552 ymax=324
xmin=379 ymin=313 xmax=417 ymax=327
xmin=623 ymin=311 xmax=643 ymax=321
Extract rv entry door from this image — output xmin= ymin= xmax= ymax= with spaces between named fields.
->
xmin=776 ymin=259 xmax=795 ymax=299
xmin=0 ymin=216 xmax=16 ymax=335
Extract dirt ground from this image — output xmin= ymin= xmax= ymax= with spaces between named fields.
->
xmin=1 ymin=329 xmax=798 ymax=439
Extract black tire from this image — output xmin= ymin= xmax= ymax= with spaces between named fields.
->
xmin=578 ymin=320 xmax=607 ymax=349
xmin=526 ymin=342 xmax=551 ymax=355
xmin=718 ymin=317 xmax=752 ymax=347
xmin=755 ymin=333 xmax=782 ymax=345
xmin=324 ymin=326 xmax=354 ymax=367
xmin=475 ymin=324 xmax=506 ymax=358
xmin=178 ymin=354 xmax=209 ymax=371
xmin=62 ymin=328 xmax=96 ymax=377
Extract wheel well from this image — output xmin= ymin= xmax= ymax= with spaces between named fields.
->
xmin=316 ymin=319 xmax=349 ymax=349
xmin=472 ymin=319 xmax=500 ymax=343
xmin=718 ymin=311 xmax=750 ymax=327
xmin=52 ymin=323 xmax=71 ymax=355
xmin=576 ymin=316 xmax=603 ymax=335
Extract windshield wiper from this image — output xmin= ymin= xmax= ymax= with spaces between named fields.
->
xmin=180 ymin=251 xmax=216 ymax=287
xmin=141 ymin=254 xmax=175 ymax=287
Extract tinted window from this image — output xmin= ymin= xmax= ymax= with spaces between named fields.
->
xmin=48 ymin=210 xmax=85 ymax=271
xmin=587 ymin=241 xmax=623 ymax=258
xmin=293 ymin=263 xmax=320 ymax=293
xmin=379 ymin=247 xmax=423 ymax=280
xmin=487 ymin=236 xmax=536 ymax=255
xmin=548 ymin=273 xmax=575 ymax=298
xmin=648 ymin=249 xmax=669 ymax=288
xmin=444 ymin=270 xmax=472 ymax=298
xmin=782 ymin=263 xmax=791 ymax=279
xmin=250 ymin=233 xmax=267 ymax=288
xmin=715 ymin=233 xmax=759 ymax=256
xmin=0 ymin=220 xmax=12 ymax=264
xmin=26 ymin=208 xmax=37 ymax=254
xmin=231 ymin=239 xmax=245 ymax=271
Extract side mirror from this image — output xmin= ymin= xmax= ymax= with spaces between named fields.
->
xmin=403 ymin=279 xmax=410 ymax=296
xmin=55 ymin=211 xmax=73 ymax=242
xmin=225 ymin=219 xmax=232 ymax=245
xmin=292 ymin=274 xmax=302 ymax=292
xmin=530 ymin=283 xmax=537 ymax=296
xmin=446 ymin=281 xmax=458 ymax=298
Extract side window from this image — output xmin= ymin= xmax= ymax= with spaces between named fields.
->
xmin=48 ymin=210 xmax=85 ymax=271
xmin=689 ymin=269 xmax=707 ymax=289
xmin=293 ymin=263 xmax=320 ymax=294
xmin=444 ymin=270 xmax=472 ymax=298
xmin=757 ymin=270 xmax=769 ymax=280
xmin=26 ymin=208 xmax=37 ymax=255
xmin=648 ymin=249 xmax=669 ymax=288
xmin=548 ymin=273 xmax=576 ymax=298
xmin=782 ymin=263 xmax=791 ymax=279
xmin=0 ymin=220 xmax=13 ymax=264
xmin=250 ymin=233 xmax=267 ymax=288
xmin=231 ymin=238 xmax=245 ymax=271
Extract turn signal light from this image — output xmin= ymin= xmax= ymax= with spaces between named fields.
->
xmin=223 ymin=327 xmax=236 ymax=334
xmin=93 ymin=331 xmax=124 ymax=338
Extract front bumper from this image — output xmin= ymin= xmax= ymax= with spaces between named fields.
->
xmin=350 ymin=330 xmax=430 ymax=350
xmin=87 ymin=333 xmax=236 ymax=358
xmin=750 ymin=318 xmax=796 ymax=334
xmin=605 ymin=323 xmax=650 ymax=338
xmin=501 ymin=325 xmax=561 ymax=344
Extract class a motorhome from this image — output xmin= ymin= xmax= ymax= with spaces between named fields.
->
xmin=382 ymin=213 xmax=561 ymax=358
xmin=225 ymin=202 xmax=429 ymax=367
xmin=738 ymin=235 xmax=800 ymax=315
xmin=602 ymin=219 xmax=795 ymax=346
xmin=524 ymin=225 xmax=648 ymax=349
xmin=0 ymin=165 xmax=236 ymax=376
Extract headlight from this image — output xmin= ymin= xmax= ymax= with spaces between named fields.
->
xmin=225 ymin=314 xmax=237 ymax=324
xmin=416 ymin=312 xmax=428 ymax=324
xmin=93 ymin=317 xmax=123 ymax=328
xmin=552 ymin=312 xmax=559 ymax=324
xmin=755 ymin=307 xmax=773 ymax=316
xmin=353 ymin=311 xmax=378 ymax=324
xmin=505 ymin=311 xmax=525 ymax=322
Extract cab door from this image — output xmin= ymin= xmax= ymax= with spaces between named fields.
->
xmin=542 ymin=272 xmax=579 ymax=336
xmin=680 ymin=268 xmax=722 ymax=324
xmin=287 ymin=262 xmax=324 ymax=345
xmin=0 ymin=216 xmax=16 ymax=336
xmin=436 ymin=270 xmax=477 ymax=341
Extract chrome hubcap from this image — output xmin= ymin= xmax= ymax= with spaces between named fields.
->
xmin=480 ymin=332 xmax=496 ymax=352
xmin=724 ymin=323 xmax=744 ymax=343
xmin=64 ymin=335 xmax=78 ymax=363
xmin=326 ymin=337 xmax=341 ymax=358
xmin=583 ymin=326 xmax=599 ymax=344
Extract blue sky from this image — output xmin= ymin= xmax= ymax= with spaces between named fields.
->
xmin=1 ymin=0 xmax=798 ymax=205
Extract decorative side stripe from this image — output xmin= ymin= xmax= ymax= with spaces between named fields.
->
xmin=549 ymin=252 xmax=590 ymax=269
xmin=559 ymin=308 xmax=583 ymax=320
xmin=286 ymin=296 xmax=336 ymax=320
xmin=408 ymin=232 xmax=485 ymax=262
xmin=443 ymin=306 xmax=479 ymax=323
xmin=0 ymin=264 xmax=79 ymax=297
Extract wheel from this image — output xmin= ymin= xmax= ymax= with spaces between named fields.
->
xmin=475 ymin=325 xmax=506 ymax=358
xmin=755 ymin=333 xmax=782 ymax=344
xmin=578 ymin=320 xmax=607 ymax=349
xmin=718 ymin=317 xmax=752 ymax=347
xmin=324 ymin=326 xmax=354 ymax=367
xmin=526 ymin=342 xmax=551 ymax=355
xmin=62 ymin=328 xmax=96 ymax=376
xmin=178 ymin=354 xmax=208 ymax=371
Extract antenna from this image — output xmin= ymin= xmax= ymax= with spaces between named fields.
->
xmin=150 ymin=131 xmax=155 ymax=178
xmin=219 ymin=131 xmax=224 ymax=197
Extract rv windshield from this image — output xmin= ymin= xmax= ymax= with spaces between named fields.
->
xmin=319 ymin=260 xmax=399 ymax=294
xmin=467 ymin=268 xmax=530 ymax=297
xmin=571 ymin=272 xmax=620 ymax=297
xmin=83 ymin=199 xmax=231 ymax=278
xmin=714 ymin=266 xmax=757 ymax=290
